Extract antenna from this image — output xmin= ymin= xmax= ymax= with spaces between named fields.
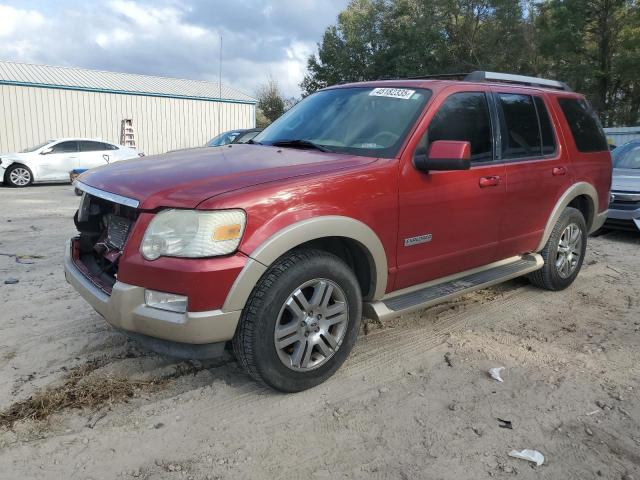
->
xmin=218 ymin=35 xmax=222 ymax=134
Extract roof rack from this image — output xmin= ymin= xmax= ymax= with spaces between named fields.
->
xmin=407 ymin=72 xmax=469 ymax=80
xmin=463 ymin=71 xmax=571 ymax=91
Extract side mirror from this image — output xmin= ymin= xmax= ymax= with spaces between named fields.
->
xmin=103 ymin=154 xmax=110 ymax=164
xmin=40 ymin=147 xmax=53 ymax=155
xmin=413 ymin=140 xmax=471 ymax=172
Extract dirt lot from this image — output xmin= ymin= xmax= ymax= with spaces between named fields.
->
xmin=0 ymin=184 xmax=639 ymax=480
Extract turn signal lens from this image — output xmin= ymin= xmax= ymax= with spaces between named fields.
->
xmin=213 ymin=224 xmax=242 ymax=241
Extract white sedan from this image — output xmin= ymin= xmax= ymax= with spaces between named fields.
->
xmin=0 ymin=138 xmax=142 ymax=187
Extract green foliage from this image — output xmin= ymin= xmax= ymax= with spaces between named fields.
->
xmin=302 ymin=0 xmax=640 ymax=125
xmin=256 ymin=77 xmax=286 ymax=124
xmin=256 ymin=108 xmax=271 ymax=129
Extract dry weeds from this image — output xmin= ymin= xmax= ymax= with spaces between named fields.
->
xmin=0 ymin=360 xmax=166 ymax=429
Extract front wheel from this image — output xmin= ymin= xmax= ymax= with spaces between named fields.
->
xmin=529 ymin=207 xmax=587 ymax=291
xmin=233 ymin=249 xmax=362 ymax=392
xmin=5 ymin=164 xmax=33 ymax=187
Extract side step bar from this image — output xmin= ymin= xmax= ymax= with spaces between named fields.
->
xmin=363 ymin=254 xmax=543 ymax=322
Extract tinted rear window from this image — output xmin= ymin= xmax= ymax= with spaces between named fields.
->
xmin=558 ymin=98 xmax=608 ymax=152
xmin=497 ymin=94 xmax=541 ymax=159
xmin=78 ymin=141 xmax=104 ymax=152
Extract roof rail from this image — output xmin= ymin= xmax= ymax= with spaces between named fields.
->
xmin=406 ymin=72 xmax=469 ymax=80
xmin=464 ymin=71 xmax=571 ymax=91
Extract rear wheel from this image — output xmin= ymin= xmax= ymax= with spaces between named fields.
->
xmin=233 ymin=249 xmax=362 ymax=392
xmin=5 ymin=164 xmax=33 ymax=187
xmin=529 ymin=207 xmax=587 ymax=291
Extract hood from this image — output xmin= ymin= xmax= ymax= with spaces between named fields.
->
xmin=0 ymin=152 xmax=28 ymax=165
xmin=612 ymin=168 xmax=640 ymax=192
xmin=78 ymin=144 xmax=376 ymax=209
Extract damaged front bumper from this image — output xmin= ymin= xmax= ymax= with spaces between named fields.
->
xmin=606 ymin=192 xmax=640 ymax=231
xmin=64 ymin=239 xmax=241 ymax=358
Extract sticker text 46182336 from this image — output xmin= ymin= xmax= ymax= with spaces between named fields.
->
xmin=369 ymin=88 xmax=416 ymax=100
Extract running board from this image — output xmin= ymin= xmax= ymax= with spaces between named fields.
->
xmin=363 ymin=254 xmax=543 ymax=322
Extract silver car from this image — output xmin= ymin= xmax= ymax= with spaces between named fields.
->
xmin=607 ymin=140 xmax=640 ymax=231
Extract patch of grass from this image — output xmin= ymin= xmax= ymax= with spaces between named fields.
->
xmin=2 ymin=350 xmax=16 ymax=361
xmin=0 ymin=360 xmax=166 ymax=429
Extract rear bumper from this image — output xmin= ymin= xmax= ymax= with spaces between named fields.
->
xmin=64 ymin=240 xmax=241 ymax=346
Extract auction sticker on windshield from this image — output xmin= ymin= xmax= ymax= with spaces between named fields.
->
xmin=369 ymin=88 xmax=416 ymax=100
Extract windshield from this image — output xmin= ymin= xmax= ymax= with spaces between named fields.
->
xmin=612 ymin=142 xmax=640 ymax=169
xmin=233 ymin=130 xmax=261 ymax=144
xmin=206 ymin=131 xmax=241 ymax=147
xmin=254 ymin=87 xmax=432 ymax=158
xmin=21 ymin=140 xmax=52 ymax=153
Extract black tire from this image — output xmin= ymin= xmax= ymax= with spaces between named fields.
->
xmin=232 ymin=248 xmax=362 ymax=392
xmin=529 ymin=207 xmax=587 ymax=291
xmin=5 ymin=164 xmax=33 ymax=187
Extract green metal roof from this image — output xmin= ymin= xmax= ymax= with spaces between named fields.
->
xmin=0 ymin=60 xmax=256 ymax=104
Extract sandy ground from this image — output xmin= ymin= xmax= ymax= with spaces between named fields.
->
xmin=0 ymin=184 xmax=639 ymax=480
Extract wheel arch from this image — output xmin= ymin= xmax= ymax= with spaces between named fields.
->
xmin=223 ymin=216 xmax=388 ymax=312
xmin=4 ymin=162 xmax=35 ymax=185
xmin=536 ymin=182 xmax=599 ymax=252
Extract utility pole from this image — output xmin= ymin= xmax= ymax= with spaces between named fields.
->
xmin=218 ymin=35 xmax=222 ymax=135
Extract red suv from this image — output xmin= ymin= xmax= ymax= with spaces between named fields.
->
xmin=65 ymin=71 xmax=611 ymax=392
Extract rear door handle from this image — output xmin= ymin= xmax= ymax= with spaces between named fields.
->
xmin=552 ymin=166 xmax=567 ymax=176
xmin=479 ymin=175 xmax=501 ymax=188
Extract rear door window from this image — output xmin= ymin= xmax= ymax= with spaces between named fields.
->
xmin=496 ymin=94 xmax=541 ymax=159
xmin=426 ymin=92 xmax=493 ymax=162
xmin=558 ymin=98 xmax=608 ymax=152
xmin=78 ymin=141 xmax=106 ymax=152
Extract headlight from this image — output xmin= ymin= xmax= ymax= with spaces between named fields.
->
xmin=140 ymin=209 xmax=246 ymax=260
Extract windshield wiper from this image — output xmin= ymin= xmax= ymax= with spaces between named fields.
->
xmin=270 ymin=139 xmax=333 ymax=153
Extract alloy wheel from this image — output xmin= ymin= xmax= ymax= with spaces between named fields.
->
xmin=9 ymin=167 xmax=31 ymax=186
xmin=274 ymin=278 xmax=349 ymax=371
xmin=555 ymin=223 xmax=582 ymax=279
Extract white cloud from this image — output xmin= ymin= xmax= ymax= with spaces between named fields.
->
xmin=0 ymin=0 xmax=347 ymax=97
xmin=0 ymin=4 xmax=44 ymax=37
xmin=95 ymin=28 xmax=134 ymax=49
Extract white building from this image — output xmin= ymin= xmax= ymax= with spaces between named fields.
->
xmin=0 ymin=61 xmax=256 ymax=155
xmin=603 ymin=126 xmax=640 ymax=147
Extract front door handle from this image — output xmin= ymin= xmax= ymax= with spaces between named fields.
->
xmin=479 ymin=175 xmax=501 ymax=188
xmin=552 ymin=166 xmax=567 ymax=176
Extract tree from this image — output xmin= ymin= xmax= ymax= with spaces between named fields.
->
xmin=255 ymin=108 xmax=271 ymax=129
xmin=537 ymin=0 xmax=640 ymax=125
xmin=301 ymin=0 xmax=533 ymax=96
xmin=301 ymin=0 xmax=640 ymax=125
xmin=256 ymin=77 xmax=286 ymax=125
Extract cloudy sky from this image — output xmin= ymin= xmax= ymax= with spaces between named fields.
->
xmin=0 ymin=0 xmax=348 ymax=98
